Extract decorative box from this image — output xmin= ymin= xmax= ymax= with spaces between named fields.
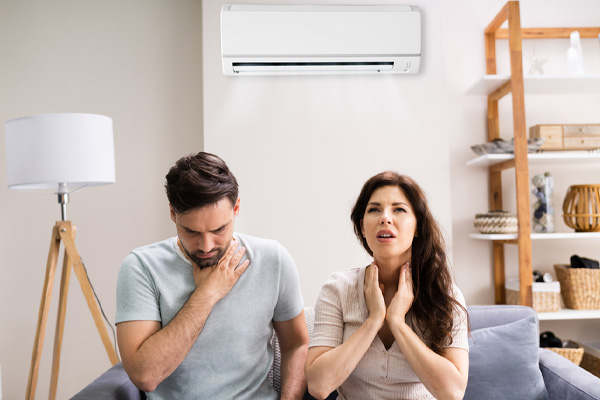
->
xmin=554 ymin=264 xmax=600 ymax=309
xmin=580 ymin=341 xmax=600 ymax=378
xmin=505 ymin=278 xmax=561 ymax=313
xmin=530 ymin=124 xmax=600 ymax=150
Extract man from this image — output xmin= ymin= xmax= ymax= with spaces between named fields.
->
xmin=116 ymin=152 xmax=308 ymax=399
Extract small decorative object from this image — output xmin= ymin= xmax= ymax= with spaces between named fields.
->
xmin=525 ymin=45 xmax=548 ymax=75
xmin=530 ymin=124 xmax=600 ymax=150
xmin=562 ymin=185 xmax=600 ymax=232
xmin=470 ymin=137 xmax=545 ymax=155
xmin=474 ymin=211 xmax=518 ymax=234
xmin=567 ymin=31 xmax=585 ymax=75
xmin=533 ymin=270 xmax=554 ymax=282
xmin=570 ymin=254 xmax=600 ymax=269
xmin=531 ymin=172 xmax=554 ymax=233
xmin=540 ymin=331 xmax=563 ymax=348
xmin=554 ymin=264 xmax=600 ymax=309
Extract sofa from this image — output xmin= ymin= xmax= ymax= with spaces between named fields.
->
xmin=71 ymin=305 xmax=600 ymax=400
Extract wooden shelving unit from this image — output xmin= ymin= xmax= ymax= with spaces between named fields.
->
xmin=472 ymin=1 xmax=600 ymax=308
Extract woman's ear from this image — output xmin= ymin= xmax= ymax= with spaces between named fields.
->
xmin=360 ymin=219 xmax=365 ymax=237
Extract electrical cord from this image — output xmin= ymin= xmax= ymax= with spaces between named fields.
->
xmin=80 ymin=257 xmax=120 ymax=362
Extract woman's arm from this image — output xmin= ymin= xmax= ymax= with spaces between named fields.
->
xmin=305 ymin=264 xmax=386 ymax=400
xmin=387 ymin=264 xmax=469 ymax=400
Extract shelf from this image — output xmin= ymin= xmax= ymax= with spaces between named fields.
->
xmin=538 ymin=308 xmax=600 ymax=321
xmin=469 ymin=232 xmax=600 ymax=240
xmin=466 ymin=151 xmax=600 ymax=167
xmin=467 ymin=74 xmax=600 ymax=95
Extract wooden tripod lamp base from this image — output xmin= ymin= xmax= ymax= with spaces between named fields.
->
xmin=25 ymin=221 xmax=119 ymax=400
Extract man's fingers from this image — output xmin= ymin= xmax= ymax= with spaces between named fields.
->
xmin=235 ymin=259 xmax=250 ymax=276
xmin=217 ymin=238 xmax=239 ymax=268
xmin=229 ymin=246 xmax=246 ymax=269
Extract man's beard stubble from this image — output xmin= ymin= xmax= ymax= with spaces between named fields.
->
xmin=179 ymin=238 xmax=231 ymax=269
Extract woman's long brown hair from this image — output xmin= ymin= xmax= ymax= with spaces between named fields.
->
xmin=351 ymin=171 xmax=468 ymax=354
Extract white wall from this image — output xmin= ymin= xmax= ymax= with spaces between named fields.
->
xmin=0 ymin=1 xmax=202 ymax=398
xmin=203 ymin=0 xmax=455 ymax=307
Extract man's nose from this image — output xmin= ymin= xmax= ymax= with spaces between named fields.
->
xmin=197 ymin=235 xmax=215 ymax=252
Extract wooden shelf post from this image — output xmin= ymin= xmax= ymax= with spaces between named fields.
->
xmin=483 ymin=1 xmax=533 ymax=307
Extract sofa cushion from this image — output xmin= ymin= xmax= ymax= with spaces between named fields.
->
xmin=69 ymin=362 xmax=145 ymax=400
xmin=539 ymin=348 xmax=600 ymax=400
xmin=464 ymin=316 xmax=549 ymax=400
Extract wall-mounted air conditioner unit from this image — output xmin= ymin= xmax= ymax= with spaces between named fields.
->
xmin=220 ymin=4 xmax=421 ymax=76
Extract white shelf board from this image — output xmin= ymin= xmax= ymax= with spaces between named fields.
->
xmin=538 ymin=308 xmax=600 ymax=321
xmin=467 ymin=74 xmax=600 ymax=95
xmin=469 ymin=232 xmax=600 ymax=240
xmin=466 ymin=151 xmax=600 ymax=168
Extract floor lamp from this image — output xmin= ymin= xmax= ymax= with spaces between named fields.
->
xmin=5 ymin=113 xmax=120 ymax=400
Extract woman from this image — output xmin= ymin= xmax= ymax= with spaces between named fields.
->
xmin=305 ymin=172 xmax=469 ymax=400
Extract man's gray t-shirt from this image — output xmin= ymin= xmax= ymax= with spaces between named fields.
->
xmin=116 ymin=232 xmax=304 ymax=399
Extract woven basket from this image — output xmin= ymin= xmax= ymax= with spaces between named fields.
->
xmin=554 ymin=264 xmax=600 ymax=309
xmin=563 ymin=185 xmax=600 ymax=232
xmin=581 ymin=342 xmax=600 ymax=378
xmin=505 ymin=281 xmax=560 ymax=312
xmin=474 ymin=211 xmax=518 ymax=234
xmin=546 ymin=341 xmax=584 ymax=365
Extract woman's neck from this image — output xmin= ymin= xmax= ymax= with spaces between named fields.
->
xmin=374 ymin=255 xmax=410 ymax=287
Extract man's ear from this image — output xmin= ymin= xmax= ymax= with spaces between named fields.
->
xmin=233 ymin=197 xmax=240 ymax=216
xmin=170 ymin=204 xmax=177 ymax=223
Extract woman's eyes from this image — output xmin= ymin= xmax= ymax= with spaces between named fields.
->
xmin=367 ymin=207 xmax=406 ymax=213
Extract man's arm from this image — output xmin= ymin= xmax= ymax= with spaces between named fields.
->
xmin=117 ymin=240 xmax=250 ymax=392
xmin=273 ymin=310 xmax=309 ymax=400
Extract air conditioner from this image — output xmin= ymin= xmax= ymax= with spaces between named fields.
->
xmin=220 ymin=4 xmax=421 ymax=76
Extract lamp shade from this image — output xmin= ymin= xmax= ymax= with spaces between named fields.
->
xmin=5 ymin=113 xmax=115 ymax=193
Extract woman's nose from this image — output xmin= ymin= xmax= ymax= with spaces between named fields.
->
xmin=379 ymin=212 xmax=392 ymax=224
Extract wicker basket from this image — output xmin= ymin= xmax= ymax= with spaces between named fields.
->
xmin=474 ymin=211 xmax=518 ymax=234
xmin=554 ymin=264 xmax=600 ymax=309
xmin=581 ymin=342 xmax=600 ymax=378
xmin=545 ymin=341 xmax=584 ymax=365
xmin=505 ymin=278 xmax=560 ymax=313
xmin=563 ymin=185 xmax=600 ymax=232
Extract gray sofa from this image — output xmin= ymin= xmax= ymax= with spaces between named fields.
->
xmin=71 ymin=305 xmax=600 ymax=400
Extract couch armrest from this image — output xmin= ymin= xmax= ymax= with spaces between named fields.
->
xmin=539 ymin=348 xmax=600 ymax=400
xmin=70 ymin=362 xmax=145 ymax=400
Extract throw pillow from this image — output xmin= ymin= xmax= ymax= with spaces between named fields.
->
xmin=463 ymin=316 xmax=549 ymax=400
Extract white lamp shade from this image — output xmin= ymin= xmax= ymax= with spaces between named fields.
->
xmin=5 ymin=113 xmax=115 ymax=192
